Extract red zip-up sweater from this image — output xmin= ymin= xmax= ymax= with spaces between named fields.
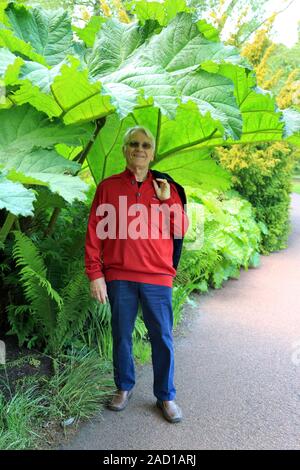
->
xmin=84 ymin=167 xmax=189 ymax=287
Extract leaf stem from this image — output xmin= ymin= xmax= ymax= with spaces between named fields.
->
xmin=43 ymin=207 xmax=61 ymax=238
xmin=74 ymin=117 xmax=107 ymax=167
xmin=0 ymin=212 xmax=17 ymax=244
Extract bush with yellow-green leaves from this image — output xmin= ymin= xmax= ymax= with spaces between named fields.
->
xmin=213 ymin=142 xmax=295 ymax=254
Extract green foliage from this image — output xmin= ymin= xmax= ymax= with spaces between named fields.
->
xmin=263 ymin=41 xmax=300 ymax=97
xmin=3 ymin=196 xmax=95 ymax=354
xmin=0 ymin=105 xmax=92 ymax=216
xmin=293 ymin=152 xmax=300 ymax=176
xmin=7 ymin=230 xmax=92 ymax=354
xmin=126 ymin=0 xmax=192 ymax=26
xmin=45 ymin=348 xmax=114 ymax=422
xmin=87 ymin=112 xmax=232 ymax=190
xmin=172 ymin=285 xmax=194 ymax=327
xmin=0 ymin=348 xmax=116 ymax=449
xmin=0 ymin=385 xmax=44 ymax=449
xmin=132 ymin=337 xmax=152 ymax=365
xmin=78 ymin=300 xmax=113 ymax=359
xmin=0 ymin=1 xmax=299 ymax=210
xmin=214 ymin=141 xmax=295 ymax=253
xmin=186 ymin=0 xmax=268 ymax=46
xmin=176 ymin=189 xmax=261 ymax=290
xmin=2 ymin=192 xmax=153 ymax=360
xmin=2 ymin=0 xmax=298 ymax=450
xmin=0 ymin=171 xmax=36 ymax=217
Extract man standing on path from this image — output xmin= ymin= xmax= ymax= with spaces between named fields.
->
xmin=84 ymin=126 xmax=189 ymax=423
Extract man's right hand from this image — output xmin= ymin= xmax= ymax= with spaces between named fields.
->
xmin=90 ymin=277 xmax=108 ymax=304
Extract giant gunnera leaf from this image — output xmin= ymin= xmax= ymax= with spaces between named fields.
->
xmin=0 ymin=1 xmax=299 ymax=197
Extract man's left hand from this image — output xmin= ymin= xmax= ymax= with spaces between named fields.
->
xmin=153 ymin=178 xmax=171 ymax=201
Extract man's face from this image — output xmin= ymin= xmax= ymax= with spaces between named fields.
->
xmin=123 ymin=131 xmax=154 ymax=170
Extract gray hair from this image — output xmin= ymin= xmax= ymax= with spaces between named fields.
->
xmin=122 ymin=126 xmax=156 ymax=152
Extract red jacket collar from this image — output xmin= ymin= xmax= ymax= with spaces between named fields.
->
xmin=122 ymin=167 xmax=152 ymax=182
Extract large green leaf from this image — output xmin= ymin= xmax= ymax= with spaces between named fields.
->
xmin=126 ymin=0 xmax=191 ymax=26
xmin=0 ymin=46 xmax=23 ymax=80
xmin=3 ymin=7 xmax=296 ymax=149
xmin=9 ymin=56 xmax=115 ymax=123
xmin=152 ymin=150 xmax=231 ymax=190
xmin=3 ymin=3 xmax=74 ymax=66
xmin=2 ymin=11 xmax=245 ymax=134
xmin=87 ymin=110 xmax=230 ymax=190
xmin=196 ymin=19 xmax=220 ymax=42
xmin=88 ymin=20 xmax=144 ymax=77
xmin=179 ymin=64 xmax=299 ymax=149
xmin=87 ymin=13 xmax=245 ymax=135
xmin=217 ymin=65 xmax=300 ymax=144
xmin=50 ymin=57 xmax=114 ymax=124
xmin=73 ymin=16 xmax=106 ymax=48
xmin=86 ymin=113 xmax=131 ymax=183
xmin=10 ymin=59 xmax=65 ymax=116
xmin=176 ymin=70 xmax=241 ymax=140
xmin=0 ymin=27 xmax=46 ymax=64
xmin=0 ymin=145 xmax=80 ymax=175
xmin=0 ymin=2 xmax=299 ymax=201
xmin=0 ymin=104 xmax=94 ymax=158
xmin=1 ymin=145 xmax=89 ymax=204
xmin=0 ymin=170 xmax=36 ymax=216
xmin=0 ymin=104 xmax=92 ymax=203
xmin=136 ymin=13 xmax=248 ymax=74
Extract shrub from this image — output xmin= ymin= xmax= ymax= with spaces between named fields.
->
xmin=176 ymin=189 xmax=261 ymax=290
xmin=213 ymin=142 xmax=295 ymax=254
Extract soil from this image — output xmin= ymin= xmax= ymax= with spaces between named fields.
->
xmin=0 ymin=333 xmax=53 ymax=397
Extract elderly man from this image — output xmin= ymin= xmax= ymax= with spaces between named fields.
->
xmin=85 ymin=126 xmax=189 ymax=424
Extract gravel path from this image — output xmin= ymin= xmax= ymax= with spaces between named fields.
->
xmin=61 ymin=194 xmax=300 ymax=450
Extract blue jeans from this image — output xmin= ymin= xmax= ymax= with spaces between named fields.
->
xmin=106 ymin=280 xmax=176 ymax=401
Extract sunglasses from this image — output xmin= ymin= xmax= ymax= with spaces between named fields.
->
xmin=128 ymin=141 xmax=152 ymax=150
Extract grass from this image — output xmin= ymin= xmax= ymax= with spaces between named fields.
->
xmin=45 ymin=348 xmax=114 ymax=423
xmin=0 ymin=385 xmax=44 ymax=449
xmin=133 ymin=338 xmax=152 ymax=364
xmin=0 ymin=348 xmax=116 ymax=450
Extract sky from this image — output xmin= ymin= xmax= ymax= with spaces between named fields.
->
xmin=265 ymin=0 xmax=300 ymax=47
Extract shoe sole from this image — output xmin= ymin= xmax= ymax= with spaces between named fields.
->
xmin=107 ymin=390 xmax=133 ymax=412
xmin=156 ymin=400 xmax=182 ymax=423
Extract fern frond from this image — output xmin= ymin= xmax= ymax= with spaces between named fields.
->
xmin=12 ymin=232 xmax=62 ymax=341
xmin=6 ymin=304 xmax=35 ymax=347
xmin=54 ymin=264 xmax=91 ymax=351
